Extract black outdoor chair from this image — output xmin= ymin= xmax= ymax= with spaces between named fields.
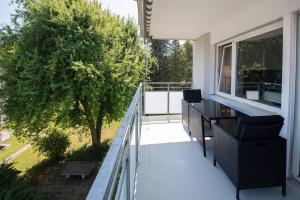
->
xmin=212 ymin=115 xmax=286 ymax=200
xmin=182 ymin=89 xmax=202 ymax=133
xmin=183 ymin=89 xmax=202 ymax=103
xmin=189 ymin=104 xmax=213 ymax=156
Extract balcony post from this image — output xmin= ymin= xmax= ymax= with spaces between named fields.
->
xmin=167 ymin=83 xmax=170 ymax=123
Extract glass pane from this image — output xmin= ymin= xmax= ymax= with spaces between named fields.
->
xmin=119 ymin=164 xmax=128 ymax=200
xmin=235 ymin=28 xmax=283 ymax=107
xmin=219 ymin=46 xmax=232 ymax=94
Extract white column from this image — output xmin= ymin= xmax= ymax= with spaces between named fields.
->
xmin=281 ymin=12 xmax=297 ymax=177
xmin=192 ymin=33 xmax=211 ymax=98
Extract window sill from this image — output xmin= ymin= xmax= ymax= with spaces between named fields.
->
xmin=209 ymin=94 xmax=279 ymax=116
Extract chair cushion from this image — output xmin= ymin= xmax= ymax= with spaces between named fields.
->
xmin=234 ymin=115 xmax=284 ymax=141
xmin=183 ymin=89 xmax=202 ymax=102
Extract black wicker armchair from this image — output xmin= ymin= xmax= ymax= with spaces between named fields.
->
xmin=182 ymin=89 xmax=202 ymax=133
xmin=212 ymin=115 xmax=286 ymax=200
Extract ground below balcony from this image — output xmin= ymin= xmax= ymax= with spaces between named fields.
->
xmin=135 ymin=122 xmax=300 ymax=200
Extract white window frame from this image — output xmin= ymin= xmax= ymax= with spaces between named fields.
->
xmin=217 ymin=44 xmax=232 ymax=96
xmin=215 ymin=20 xmax=283 ymax=113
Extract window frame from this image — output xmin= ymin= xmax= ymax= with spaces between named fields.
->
xmin=215 ymin=21 xmax=283 ymax=113
xmin=217 ymin=44 xmax=233 ymax=96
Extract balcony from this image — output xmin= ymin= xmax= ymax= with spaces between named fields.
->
xmin=137 ymin=122 xmax=300 ymax=200
xmin=87 ymin=83 xmax=300 ymax=200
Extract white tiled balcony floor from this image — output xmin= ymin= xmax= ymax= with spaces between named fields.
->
xmin=135 ymin=122 xmax=300 ymax=200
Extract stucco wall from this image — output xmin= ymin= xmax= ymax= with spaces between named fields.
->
xmin=191 ymin=13 xmax=299 ymax=177
xmin=192 ymin=33 xmax=211 ymax=98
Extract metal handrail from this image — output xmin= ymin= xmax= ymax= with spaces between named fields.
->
xmin=144 ymin=82 xmax=192 ymax=84
xmin=86 ymin=83 xmax=142 ymax=200
xmin=87 ymin=81 xmax=190 ymax=199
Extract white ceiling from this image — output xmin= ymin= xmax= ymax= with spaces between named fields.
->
xmin=148 ymin=0 xmax=300 ymax=42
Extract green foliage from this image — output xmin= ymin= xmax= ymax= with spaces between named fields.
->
xmin=34 ymin=128 xmax=70 ymax=160
xmin=236 ymin=35 xmax=283 ymax=83
xmin=0 ymin=162 xmax=18 ymax=185
xmin=237 ymin=63 xmax=263 ymax=81
xmin=150 ymin=39 xmax=192 ymax=82
xmin=66 ymin=140 xmax=111 ymax=162
xmin=0 ymin=162 xmax=37 ymax=200
xmin=150 ymin=40 xmax=170 ymax=81
xmin=0 ymin=0 xmax=149 ymax=145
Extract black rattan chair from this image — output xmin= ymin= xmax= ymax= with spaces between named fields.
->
xmin=183 ymin=89 xmax=202 ymax=103
xmin=182 ymin=89 xmax=202 ymax=133
xmin=212 ymin=115 xmax=286 ymax=200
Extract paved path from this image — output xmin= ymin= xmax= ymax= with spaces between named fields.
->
xmin=4 ymin=144 xmax=31 ymax=163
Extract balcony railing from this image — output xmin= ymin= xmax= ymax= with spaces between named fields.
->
xmin=87 ymin=83 xmax=142 ymax=200
xmin=144 ymin=82 xmax=191 ymax=122
xmin=86 ymin=82 xmax=190 ymax=200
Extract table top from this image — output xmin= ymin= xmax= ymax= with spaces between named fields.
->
xmin=190 ymin=99 xmax=243 ymax=121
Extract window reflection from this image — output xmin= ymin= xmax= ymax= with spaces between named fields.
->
xmin=235 ymin=28 xmax=283 ymax=107
xmin=218 ymin=45 xmax=232 ymax=94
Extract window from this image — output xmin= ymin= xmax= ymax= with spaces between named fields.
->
xmin=216 ymin=26 xmax=283 ymax=108
xmin=235 ymin=28 xmax=283 ymax=107
xmin=218 ymin=45 xmax=232 ymax=94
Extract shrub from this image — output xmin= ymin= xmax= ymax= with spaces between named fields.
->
xmin=66 ymin=139 xmax=111 ymax=162
xmin=0 ymin=162 xmax=37 ymax=200
xmin=34 ymin=129 xmax=70 ymax=160
xmin=0 ymin=162 xmax=18 ymax=186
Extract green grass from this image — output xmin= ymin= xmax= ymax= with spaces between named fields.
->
xmin=8 ymin=121 xmax=121 ymax=184
xmin=14 ymin=148 xmax=45 ymax=174
xmin=101 ymin=121 xmax=121 ymax=142
xmin=0 ymin=136 xmax=27 ymax=161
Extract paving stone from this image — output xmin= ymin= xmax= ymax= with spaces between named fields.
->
xmin=36 ymin=161 xmax=98 ymax=200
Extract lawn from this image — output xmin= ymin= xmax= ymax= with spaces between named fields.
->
xmin=101 ymin=121 xmax=121 ymax=142
xmin=66 ymin=121 xmax=121 ymax=162
xmin=14 ymin=147 xmax=46 ymax=174
xmin=0 ymin=135 xmax=27 ymax=161
xmin=10 ymin=121 xmax=121 ymax=184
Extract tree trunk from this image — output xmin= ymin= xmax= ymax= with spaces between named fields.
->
xmin=95 ymin=108 xmax=104 ymax=144
xmin=88 ymin=122 xmax=99 ymax=147
xmin=81 ymin=99 xmax=100 ymax=148
xmin=96 ymin=120 xmax=103 ymax=143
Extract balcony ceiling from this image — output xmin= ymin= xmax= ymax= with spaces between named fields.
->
xmin=139 ymin=0 xmax=300 ymax=42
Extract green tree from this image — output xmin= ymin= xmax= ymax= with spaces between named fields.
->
xmin=182 ymin=41 xmax=193 ymax=82
xmin=0 ymin=0 xmax=148 ymax=147
xmin=149 ymin=39 xmax=192 ymax=82
xmin=150 ymin=39 xmax=170 ymax=82
xmin=168 ymin=40 xmax=184 ymax=81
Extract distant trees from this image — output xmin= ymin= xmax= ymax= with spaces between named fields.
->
xmin=149 ymin=39 xmax=193 ymax=82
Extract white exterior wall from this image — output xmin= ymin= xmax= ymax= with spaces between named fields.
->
xmin=192 ymin=33 xmax=211 ymax=98
xmin=293 ymin=13 xmax=300 ymax=179
xmin=192 ymin=11 xmax=300 ymax=177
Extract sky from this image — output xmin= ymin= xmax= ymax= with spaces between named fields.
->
xmin=0 ymin=0 xmax=139 ymax=26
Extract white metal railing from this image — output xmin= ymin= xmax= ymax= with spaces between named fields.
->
xmin=87 ymin=82 xmax=190 ymax=200
xmin=87 ymin=83 xmax=142 ymax=200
